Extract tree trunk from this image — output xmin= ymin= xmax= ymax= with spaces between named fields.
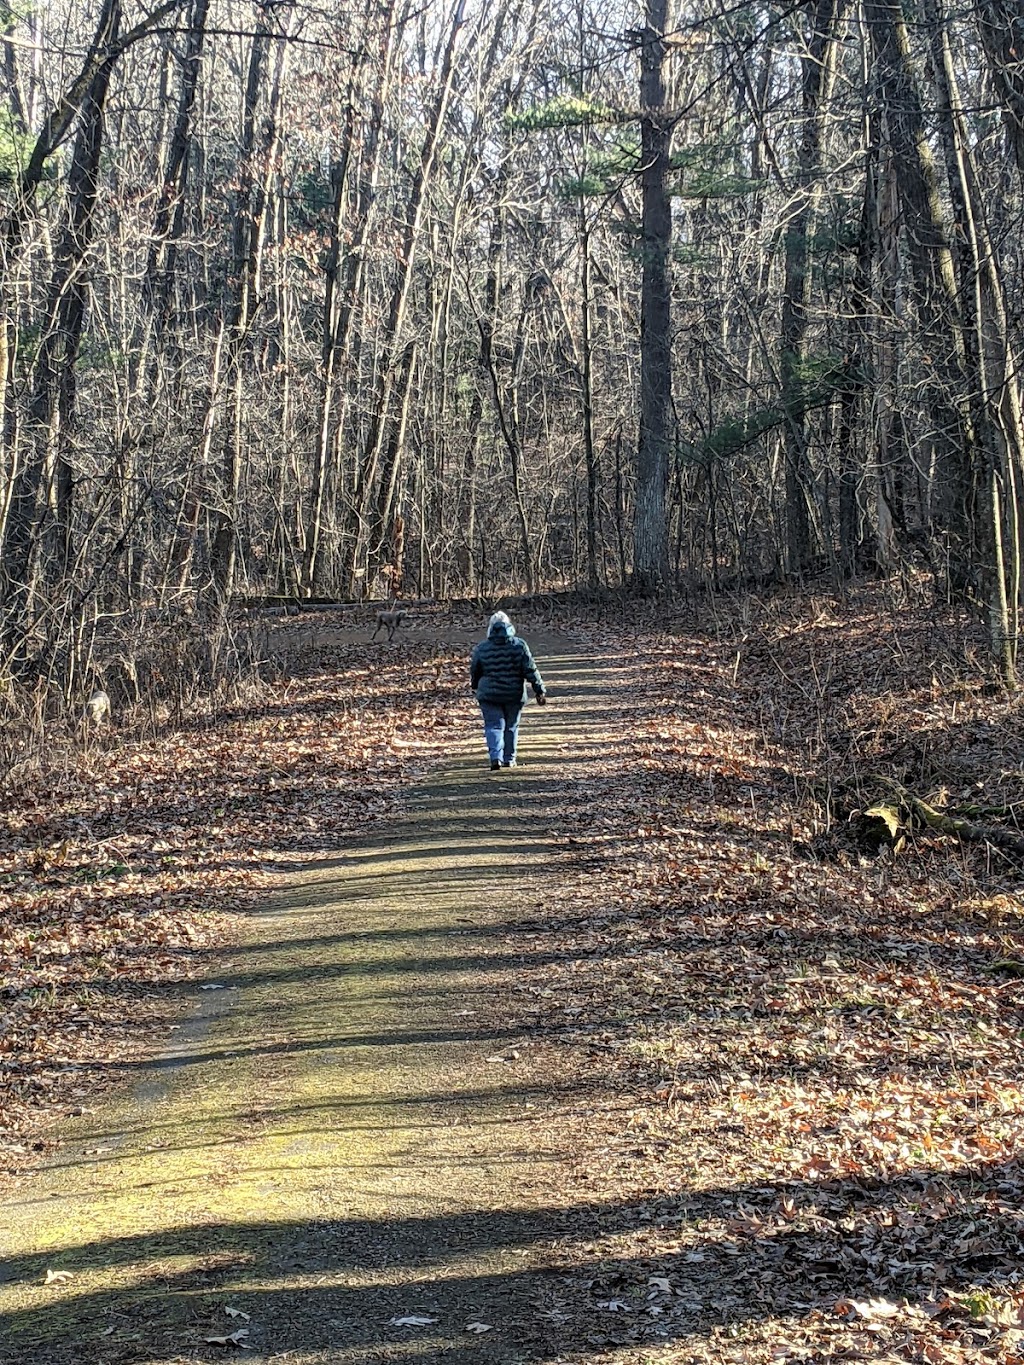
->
xmin=867 ymin=0 xmax=977 ymax=586
xmin=344 ymin=0 xmax=466 ymax=594
xmin=780 ymin=0 xmax=843 ymax=578
xmin=302 ymin=0 xmax=400 ymax=595
xmin=142 ymin=0 xmax=210 ymax=337
xmin=975 ymin=0 xmax=1024 ymax=178
xmin=209 ymin=0 xmax=289 ymax=604
xmin=926 ymin=0 xmax=1023 ymax=677
xmin=633 ymin=0 xmax=673 ymax=588
xmin=0 ymin=0 xmax=121 ymax=667
xmin=839 ymin=76 xmax=878 ymax=576
xmin=581 ymin=221 xmax=600 ymax=589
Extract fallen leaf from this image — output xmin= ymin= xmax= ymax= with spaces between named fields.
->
xmin=204 ymin=1328 xmax=250 ymax=1347
xmin=863 ymin=804 xmax=902 ymax=840
xmin=838 ymin=1297 xmax=903 ymax=1322
xmin=44 ymin=1269 xmax=73 ymax=1284
xmin=224 ymin=1306 xmax=251 ymax=1321
xmin=388 ymin=1315 xmax=438 ymax=1327
xmin=466 ymin=1322 xmax=493 ymax=1333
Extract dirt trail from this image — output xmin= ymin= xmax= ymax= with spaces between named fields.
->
xmin=0 ymin=636 xmax=637 ymax=1364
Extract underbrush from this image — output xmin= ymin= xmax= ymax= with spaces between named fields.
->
xmin=0 ymin=609 xmax=302 ymax=795
xmin=727 ymin=584 xmax=1024 ymax=880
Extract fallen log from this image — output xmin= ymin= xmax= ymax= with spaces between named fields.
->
xmin=873 ymin=777 xmax=1024 ymax=855
xmin=945 ymin=801 xmax=1024 ymax=820
xmin=987 ymin=959 xmax=1024 ymax=977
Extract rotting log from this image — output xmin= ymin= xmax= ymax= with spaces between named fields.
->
xmin=872 ymin=776 xmax=1024 ymax=854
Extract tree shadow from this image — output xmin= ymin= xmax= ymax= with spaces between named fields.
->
xmin=4 ymin=1154 xmax=1024 ymax=1362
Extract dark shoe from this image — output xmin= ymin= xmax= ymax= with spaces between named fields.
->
xmin=490 ymin=760 xmax=501 ymax=771
xmin=502 ymin=759 xmax=517 ymax=769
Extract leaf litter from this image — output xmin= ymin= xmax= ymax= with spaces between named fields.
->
xmin=0 ymin=615 xmax=466 ymax=1172
xmin=6 ymin=589 xmax=1024 ymax=1363
xmin=480 ymin=587 xmax=1024 ymax=1362
xmin=203 ymin=1327 xmax=251 ymax=1348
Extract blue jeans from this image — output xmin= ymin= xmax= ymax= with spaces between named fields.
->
xmin=479 ymin=700 xmax=523 ymax=763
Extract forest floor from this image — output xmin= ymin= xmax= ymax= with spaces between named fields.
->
xmin=2 ymin=587 xmax=1024 ymax=1363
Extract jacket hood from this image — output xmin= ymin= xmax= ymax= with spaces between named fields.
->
xmin=488 ymin=621 xmax=515 ymax=640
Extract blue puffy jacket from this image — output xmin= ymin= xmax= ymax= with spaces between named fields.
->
xmin=470 ymin=622 xmax=545 ymax=705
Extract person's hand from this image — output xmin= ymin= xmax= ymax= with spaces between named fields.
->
xmin=536 ymin=693 xmax=547 ymax=706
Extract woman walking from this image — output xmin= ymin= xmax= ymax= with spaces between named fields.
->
xmin=470 ymin=612 xmax=547 ymax=770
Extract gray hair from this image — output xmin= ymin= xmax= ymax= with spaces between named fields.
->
xmin=488 ymin=611 xmax=513 ymax=631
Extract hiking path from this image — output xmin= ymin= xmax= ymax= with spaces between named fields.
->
xmin=1 ymin=634 xmax=636 ymax=1365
